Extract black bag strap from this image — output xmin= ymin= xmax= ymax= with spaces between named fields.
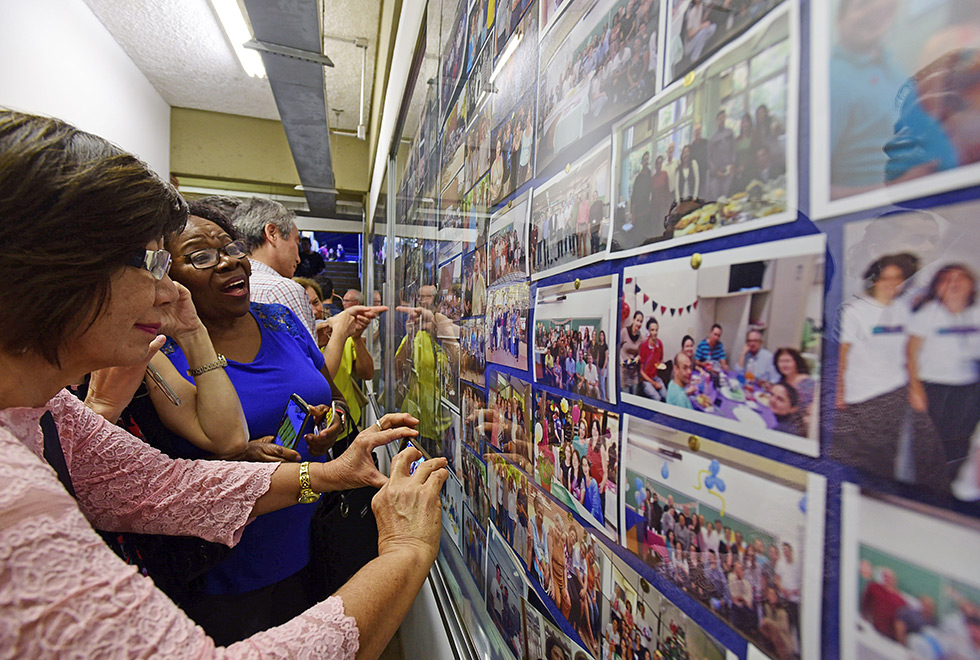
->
xmin=40 ymin=411 xmax=76 ymax=499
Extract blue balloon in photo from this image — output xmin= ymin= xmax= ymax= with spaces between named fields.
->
xmin=635 ymin=477 xmax=644 ymax=493
xmin=709 ymin=459 xmax=721 ymax=475
xmin=715 ymin=479 xmax=726 ymax=493
xmin=661 ymin=462 xmax=669 ymax=479
xmin=799 ymin=494 xmax=807 ymax=513
xmin=705 ymin=475 xmax=718 ymax=489
xmin=635 ymin=489 xmax=646 ymax=507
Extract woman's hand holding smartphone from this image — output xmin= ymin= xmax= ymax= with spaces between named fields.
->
xmin=305 ymin=401 xmax=346 ymax=456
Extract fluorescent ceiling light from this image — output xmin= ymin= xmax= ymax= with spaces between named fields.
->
xmin=209 ymin=0 xmax=266 ymax=78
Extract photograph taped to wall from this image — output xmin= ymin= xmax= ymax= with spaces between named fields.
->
xmin=599 ymin=549 xmax=665 ymax=658
xmin=486 ymin=523 xmax=528 ymax=659
xmin=464 ymin=172 xmax=493 ymax=252
xmin=610 ymin=4 xmax=798 ymax=256
xmin=657 ymin=599 xmax=734 ymax=660
xmin=465 ymin=0 xmax=495 ymax=75
xmin=443 ymin=469 xmax=465 ymax=553
xmin=664 ymin=0 xmax=785 ymax=85
xmin=530 ymin=138 xmax=613 ymax=280
xmin=533 ymin=388 xmax=621 ymax=539
xmin=486 ymin=282 xmax=531 ymax=370
xmin=463 ymin=380 xmax=490 ymax=455
xmin=534 ymin=274 xmax=619 ymax=404
xmin=488 ymin=453 xmax=533 ymax=566
xmin=829 ymin=200 xmax=980 ymax=501
xmin=494 ymin=0 xmax=536 ymax=65
xmin=466 ymin=35 xmax=495 ymax=123
xmin=489 ymin=372 xmax=533 ymax=470
xmin=620 ymin=416 xmax=827 ymax=659
xmin=488 ymin=193 xmax=531 ymax=286
xmin=465 ymin=100 xmax=492 ymax=193
xmin=442 ymin=90 xmax=468 ymax=193
xmin=536 ymin=0 xmax=661 ymax=175
xmin=810 ymin=0 xmax=980 ymax=220
xmin=463 ymin=244 xmax=489 ymax=317
xmin=489 ymin=92 xmax=537 ymax=207
xmin=443 ymin=0 xmax=469 ymax=117
xmin=439 ymin=256 xmax=463 ymax=322
xmin=442 ymin=406 xmax=462 ymax=473
xmin=462 ymin=317 xmax=487 ymax=386
xmin=463 ymin=501 xmax=489 ymax=594
xmin=462 ymin=443 xmax=492 ymax=527
xmin=524 ymin=597 xmax=595 ymax=660
xmin=621 ymin=234 xmax=825 ymax=456
xmin=840 ymin=484 xmax=980 ymax=660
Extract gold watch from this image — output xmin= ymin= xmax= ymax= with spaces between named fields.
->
xmin=298 ymin=461 xmax=321 ymax=504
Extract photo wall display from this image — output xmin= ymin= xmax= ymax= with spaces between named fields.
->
xmin=489 ymin=372 xmax=534 ymax=471
xmin=620 ymin=416 xmax=827 ymax=659
xmin=840 ymin=485 xmax=980 ymax=660
xmin=529 ymin=138 xmax=613 ymax=280
xmin=486 ymin=524 xmax=529 ymax=658
xmin=488 ymin=193 xmax=532 ymax=286
xmin=486 ymin=282 xmax=531 ymax=370
xmin=533 ymin=274 xmax=619 ymax=405
xmin=610 ymin=3 xmax=797 ymax=256
xmin=810 ymin=0 xmax=980 ymax=220
xmin=621 ymin=234 xmax=825 ymax=457
xmin=828 ymin=199 xmax=980 ymax=501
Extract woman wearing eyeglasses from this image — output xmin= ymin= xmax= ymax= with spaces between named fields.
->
xmin=0 ymin=110 xmax=447 ymax=659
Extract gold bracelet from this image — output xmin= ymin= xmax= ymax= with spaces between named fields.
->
xmin=298 ymin=461 xmax=321 ymax=504
xmin=187 ymin=354 xmax=227 ymax=377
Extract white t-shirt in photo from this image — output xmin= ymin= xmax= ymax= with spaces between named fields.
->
xmin=908 ymin=300 xmax=980 ymax=386
xmin=838 ymin=292 xmax=910 ymax=403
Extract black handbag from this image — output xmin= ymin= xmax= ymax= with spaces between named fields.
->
xmin=308 ymin=414 xmax=381 ymax=599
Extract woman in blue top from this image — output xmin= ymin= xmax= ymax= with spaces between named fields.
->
xmin=162 ymin=203 xmax=349 ymax=644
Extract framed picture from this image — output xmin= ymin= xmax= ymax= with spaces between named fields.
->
xmin=486 ymin=282 xmax=531 ymax=370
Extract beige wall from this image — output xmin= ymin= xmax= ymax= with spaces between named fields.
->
xmin=170 ymin=107 xmax=369 ymax=194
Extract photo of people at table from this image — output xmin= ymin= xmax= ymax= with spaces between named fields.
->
xmin=534 ymin=274 xmax=619 ymax=404
xmin=621 ymin=417 xmax=819 ymax=658
xmin=812 ymin=0 xmax=980 ymax=218
xmin=527 ymin=489 xmax=604 ymax=657
xmin=533 ymin=389 xmax=621 ymax=537
xmin=486 ymin=282 xmax=530 ymax=369
xmin=536 ymin=0 xmax=660 ymax=174
xmin=842 ymin=487 xmax=980 ymax=660
xmin=488 ymin=197 xmax=530 ymax=286
xmin=611 ymin=6 xmax=793 ymax=253
xmin=530 ymin=139 xmax=612 ymax=278
xmin=621 ymin=236 xmax=824 ymax=454
xmin=831 ymin=202 xmax=980 ymax=499
xmin=664 ymin=0 xmax=784 ymax=84
xmin=485 ymin=524 xmax=527 ymax=659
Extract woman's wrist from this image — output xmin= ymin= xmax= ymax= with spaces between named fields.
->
xmin=174 ymin=326 xmax=219 ymax=366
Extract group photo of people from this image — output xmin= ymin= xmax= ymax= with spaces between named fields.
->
xmin=622 ymin=418 xmax=813 ymax=659
xmin=486 ymin=283 xmax=530 ymax=369
xmin=489 ymin=98 xmax=537 ymax=207
xmin=438 ymin=258 xmax=463 ymax=321
xmin=612 ymin=6 xmax=792 ymax=253
xmin=461 ymin=317 xmax=487 ymax=386
xmin=488 ymin=197 xmax=530 ymax=286
xmin=526 ymin=490 xmax=604 ymax=657
xmin=533 ymin=390 xmax=621 ymax=537
xmin=462 ymin=246 xmax=488 ymax=317
xmin=536 ymin=0 xmax=660 ymax=173
xmin=441 ymin=93 xmax=467 ymax=193
xmin=464 ymin=504 xmax=489 ymax=596
xmin=488 ymin=455 xmax=531 ymax=565
xmin=489 ymin=373 xmax=533 ymax=470
xmin=442 ymin=471 xmax=464 ymax=553
xmin=664 ymin=0 xmax=784 ymax=82
xmin=525 ymin=599 xmax=594 ymax=660
xmin=530 ymin=140 xmax=612 ymax=277
xmin=832 ymin=203 xmax=980 ymax=498
xmin=814 ymin=0 xmax=980 ymax=217
xmin=621 ymin=236 xmax=824 ymax=454
xmin=535 ymin=318 xmax=610 ymax=401
xmin=462 ymin=381 xmax=489 ymax=454
xmin=442 ymin=0 xmax=468 ymax=114
xmin=465 ymin=102 xmax=492 ymax=192
xmin=460 ymin=445 xmax=491 ymax=526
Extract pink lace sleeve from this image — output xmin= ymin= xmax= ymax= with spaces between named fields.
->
xmin=47 ymin=391 xmax=278 ymax=545
xmin=0 ymin=400 xmax=360 ymax=659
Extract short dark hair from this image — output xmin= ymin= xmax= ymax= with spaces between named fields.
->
xmin=863 ymin=252 xmax=918 ymax=284
xmin=774 ymin=381 xmax=800 ymax=407
xmin=186 ymin=201 xmax=239 ymax=240
xmin=195 ymin=194 xmax=242 ymax=219
xmin=0 ymin=110 xmax=186 ymax=365
xmin=646 ymin=317 xmax=659 ymax=330
xmin=711 ymin=323 xmax=723 ymax=332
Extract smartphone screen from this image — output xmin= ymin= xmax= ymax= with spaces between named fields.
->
xmin=405 ymin=440 xmax=429 ymax=475
xmin=273 ymin=395 xmax=311 ymax=450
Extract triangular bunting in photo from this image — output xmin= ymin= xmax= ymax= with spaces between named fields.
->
xmin=670 ymin=308 xmax=676 ymax=317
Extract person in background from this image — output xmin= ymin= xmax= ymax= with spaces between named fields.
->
xmin=673 ymin=144 xmax=700 ymax=203
xmin=296 ymin=236 xmax=325 ymax=278
xmin=639 ymin=317 xmax=665 ymax=401
xmin=620 ymin=311 xmax=645 ymax=395
xmin=774 ymin=347 xmax=815 ymax=425
xmin=666 ymin=352 xmax=695 ymax=409
xmin=294 ymin=277 xmax=326 ymax=322
xmin=695 ymin=324 xmax=729 ymax=373
xmin=706 ymin=109 xmax=736 ymax=199
xmin=770 ymin=382 xmax=805 ymax=436
xmin=631 ymin=151 xmax=654 ymax=228
xmin=232 ymin=198 xmax=316 ymax=339
xmin=322 ymin=288 xmax=382 ymax=428
xmin=0 ymin=109 xmax=446 ymax=659
xmin=738 ymin=329 xmax=777 ymax=384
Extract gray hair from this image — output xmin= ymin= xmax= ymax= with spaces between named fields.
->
xmin=232 ymin=197 xmax=296 ymax=251
xmin=196 ymin=194 xmax=243 ymax=220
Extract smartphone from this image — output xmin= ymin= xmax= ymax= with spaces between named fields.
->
xmin=314 ymin=401 xmax=337 ymax=436
xmin=273 ymin=394 xmax=313 ymax=450
xmin=400 ymin=439 xmax=433 ymax=475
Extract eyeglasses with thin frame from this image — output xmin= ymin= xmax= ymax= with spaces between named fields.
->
xmin=181 ymin=239 xmax=250 ymax=270
xmin=128 ymin=249 xmax=172 ymax=280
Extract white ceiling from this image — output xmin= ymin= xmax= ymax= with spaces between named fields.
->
xmin=81 ymin=0 xmax=380 ymax=132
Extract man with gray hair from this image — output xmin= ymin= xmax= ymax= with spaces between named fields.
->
xmin=232 ymin=197 xmax=315 ymax=337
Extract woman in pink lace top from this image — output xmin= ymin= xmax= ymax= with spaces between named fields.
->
xmin=0 ymin=110 xmax=449 ymax=659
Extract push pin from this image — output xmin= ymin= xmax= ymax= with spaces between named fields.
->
xmin=574 ymin=278 xmax=581 ymax=289
xmin=684 ymin=71 xmax=696 ymax=87
xmin=688 ymin=435 xmax=701 ymax=452
xmin=690 ymin=253 xmax=702 ymax=269
xmin=565 ymin=163 xmax=571 ymax=174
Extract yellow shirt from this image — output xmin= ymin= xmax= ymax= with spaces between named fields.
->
xmin=330 ymin=337 xmax=362 ymax=426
